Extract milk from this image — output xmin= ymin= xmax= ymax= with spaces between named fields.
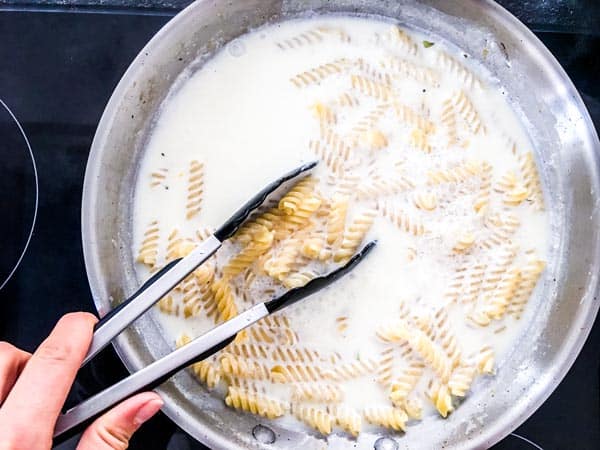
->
xmin=132 ymin=15 xmax=548 ymax=433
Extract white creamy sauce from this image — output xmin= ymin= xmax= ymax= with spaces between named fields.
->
xmin=132 ymin=16 xmax=549 ymax=436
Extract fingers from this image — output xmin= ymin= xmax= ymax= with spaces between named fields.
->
xmin=76 ymin=392 xmax=163 ymax=450
xmin=0 ymin=342 xmax=31 ymax=404
xmin=0 ymin=312 xmax=97 ymax=448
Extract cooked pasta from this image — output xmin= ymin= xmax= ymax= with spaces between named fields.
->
xmin=428 ymin=381 xmax=454 ymax=417
xmin=328 ymin=405 xmax=362 ymax=437
xmin=210 ymin=278 xmax=238 ymax=322
xmin=292 ymin=405 xmax=333 ymax=435
xmin=225 ymin=386 xmax=287 ymax=419
xmin=435 ymin=51 xmax=482 ymax=90
xmin=137 ymin=220 xmax=161 ymax=267
xmin=383 ymin=25 xmax=418 ymax=56
xmin=351 ymin=74 xmax=393 ymax=101
xmin=292 ymin=383 xmax=344 ymax=402
xmin=356 ymin=176 xmax=414 ymax=200
xmin=364 ymin=406 xmax=408 ymax=431
xmin=186 ymin=160 xmax=204 ymax=220
xmin=427 ymin=159 xmax=482 ymax=185
xmin=290 ymin=58 xmax=351 ymax=88
xmin=390 ymin=360 xmax=424 ymax=406
xmin=518 ymin=151 xmax=545 ymax=210
xmin=136 ymin=17 xmax=549 ymax=438
xmin=376 ymin=201 xmax=426 ymax=236
xmin=334 ymin=209 xmax=376 ymax=262
xmin=222 ymin=228 xmax=274 ymax=278
xmin=150 ymin=168 xmax=168 ymax=188
xmin=447 ymin=90 xmax=485 ymax=135
xmin=323 ymin=358 xmax=378 ymax=381
xmin=448 ymin=364 xmax=476 ymax=397
xmin=220 ymin=354 xmax=269 ymax=381
xmin=271 ymin=363 xmax=324 ymax=383
xmin=380 ymin=55 xmax=439 ymax=86
xmin=176 ymin=334 xmax=221 ymax=388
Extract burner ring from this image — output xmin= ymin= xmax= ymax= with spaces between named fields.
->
xmin=0 ymin=98 xmax=38 ymax=291
xmin=507 ymin=433 xmax=545 ymax=450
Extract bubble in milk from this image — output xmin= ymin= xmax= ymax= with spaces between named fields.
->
xmin=374 ymin=437 xmax=399 ymax=450
xmin=227 ymin=39 xmax=246 ymax=57
xmin=252 ymin=424 xmax=276 ymax=444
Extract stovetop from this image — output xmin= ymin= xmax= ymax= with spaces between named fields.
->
xmin=0 ymin=2 xmax=599 ymax=449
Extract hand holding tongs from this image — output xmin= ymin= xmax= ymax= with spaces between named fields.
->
xmin=53 ymin=161 xmax=376 ymax=444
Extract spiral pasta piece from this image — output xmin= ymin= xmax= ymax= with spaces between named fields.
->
xmin=210 ymin=278 xmax=238 ymax=322
xmin=452 ymin=232 xmax=475 ymax=253
xmin=351 ymin=74 xmax=392 ymax=101
xmin=290 ymin=58 xmax=351 ymax=88
xmin=326 ymin=194 xmax=349 ymax=246
xmin=393 ymin=102 xmax=435 ymax=132
xmin=292 ymin=405 xmax=333 ymax=435
xmin=301 ymin=229 xmax=331 ymax=261
xmin=363 ymin=406 xmax=408 ymax=431
xmin=334 ymin=210 xmax=376 ymax=262
xmin=518 ymin=151 xmax=545 ymax=210
xmin=356 ymin=177 xmax=414 ymax=200
xmin=376 ymin=201 xmax=426 ymax=236
xmin=377 ymin=347 xmax=395 ymax=386
xmin=476 ymin=346 xmax=495 ymax=375
xmin=390 ymin=361 xmax=425 ymax=406
xmin=292 ymin=383 xmax=344 ymax=403
xmin=158 ymin=295 xmax=178 ymax=316
xmin=137 ymin=220 xmax=160 ymax=267
xmin=271 ymin=363 xmax=324 ymax=383
xmin=384 ymin=25 xmax=418 ymax=56
xmin=435 ymin=51 xmax=482 ymax=90
xmin=323 ymin=358 xmax=378 ymax=381
xmin=225 ymin=387 xmax=287 ymax=419
xmin=278 ymin=177 xmax=318 ymax=216
xmin=220 ymin=354 xmax=271 ymax=380
xmin=427 ymin=159 xmax=482 ymax=185
xmin=264 ymin=234 xmax=305 ymax=281
xmin=186 ymin=160 xmax=204 ymax=219
xmin=448 ymin=364 xmax=476 ymax=397
xmin=282 ymin=270 xmax=319 ymax=289
xmin=428 ymin=382 xmax=454 ymax=417
xmin=413 ymin=192 xmax=437 ymax=211
xmin=309 ymin=139 xmax=348 ymax=176
xmin=275 ymin=26 xmax=350 ymax=51
xmin=177 ymin=334 xmax=220 ymax=388
xmin=223 ymin=229 xmax=274 ymax=278
xmin=225 ymin=342 xmax=270 ymax=360
xmin=380 ymin=56 xmax=439 ymax=85
xmin=447 ymin=90 xmax=485 ymax=134
xmin=508 ymin=257 xmax=545 ymax=319
xmin=150 ymin=168 xmax=168 ymax=188
xmin=329 ymin=405 xmax=361 ymax=437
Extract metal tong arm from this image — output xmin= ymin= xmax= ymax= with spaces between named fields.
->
xmin=53 ymin=241 xmax=376 ymax=445
xmin=83 ymin=161 xmax=317 ymax=366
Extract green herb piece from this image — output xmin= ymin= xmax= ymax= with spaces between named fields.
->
xmin=423 ymin=40 xmax=435 ymax=48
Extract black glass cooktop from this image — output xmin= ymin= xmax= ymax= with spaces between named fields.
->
xmin=0 ymin=2 xmax=599 ymax=449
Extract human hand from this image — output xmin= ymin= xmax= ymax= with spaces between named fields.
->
xmin=0 ymin=312 xmax=163 ymax=449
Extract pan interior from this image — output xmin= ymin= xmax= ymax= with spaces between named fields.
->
xmin=81 ymin=1 xmax=600 ymax=449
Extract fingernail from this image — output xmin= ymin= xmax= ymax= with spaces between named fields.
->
xmin=134 ymin=398 xmax=163 ymax=426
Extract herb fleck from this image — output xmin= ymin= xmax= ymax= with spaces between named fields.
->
xmin=423 ymin=40 xmax=435 ymax=48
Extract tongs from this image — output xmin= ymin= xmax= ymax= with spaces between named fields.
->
xmin=53 ymin=161 xmax=376 ymax=444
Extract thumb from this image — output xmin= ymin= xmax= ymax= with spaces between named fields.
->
xmin=76 ymin=392 xmax=163 ymax=450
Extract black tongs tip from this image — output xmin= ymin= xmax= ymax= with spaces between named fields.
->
xmin=265 ymin=240 xmax=377 ymax=314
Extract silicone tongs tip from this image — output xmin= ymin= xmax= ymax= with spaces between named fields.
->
xmin=265 ymin=240 xmax=377 ymax=314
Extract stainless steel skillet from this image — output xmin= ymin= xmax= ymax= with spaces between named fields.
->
xmin=81 ymin=0 xmax=600 ymax=448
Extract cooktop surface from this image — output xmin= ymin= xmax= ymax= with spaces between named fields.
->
xmin=0 ymin=2 xmax=598 ymax=449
